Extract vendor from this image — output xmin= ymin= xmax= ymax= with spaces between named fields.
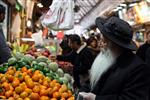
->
xmin=0 ymin=4 xmax=11 ymax=64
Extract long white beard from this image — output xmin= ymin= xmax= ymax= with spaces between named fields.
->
xmin=90 ymin=48 xmax=117 ymax=89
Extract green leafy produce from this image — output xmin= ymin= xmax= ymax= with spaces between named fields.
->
xmin=48 ymin=62 xmax=58 ymax=72
xmin=36 ymin=56 xmax=48 ymax=63
xmin=8 ymin=57 xmax=17 ymax=66
xmin=56 ymin=68 xmax=64 ymax=77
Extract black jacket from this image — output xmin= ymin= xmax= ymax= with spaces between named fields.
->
xmin=136 ymin=42 xmax=150 ymax=61
xmin=80 ymin=51 xmax=150 ymax=100
xmin=0 ymin=27 xmax=11 ymax=64
xmin=57 ymin=47 xmax=94 ymax=87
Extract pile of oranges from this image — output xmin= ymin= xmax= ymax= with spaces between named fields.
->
xmin=0 ymin=67 xmax=74 ymax=100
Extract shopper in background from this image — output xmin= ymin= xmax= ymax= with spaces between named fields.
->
xmin=87 ymin=37 xmax=100 ymax=58
xmin=0 ymin=4 xmax=11 ymax=64
xmin=136 ymin=30 xmax=150 ymax=61
xmin=78 ymin=17 xmax=150 ymax=100
xmin=60 ymin=35 xmax=72 ymax=55
xmin=57 ymin=34 xmax=94 ymax=88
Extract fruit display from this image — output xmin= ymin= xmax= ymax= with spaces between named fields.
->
xmin=1 ymin=52 xmax=74 ymax=90
xmin=26 ymin=47 xmax=51 ymax=58
xmin=0 ymin=66 xmax=74 ymax=99
xmin=57 ymin=62 xmax=73 ymax=75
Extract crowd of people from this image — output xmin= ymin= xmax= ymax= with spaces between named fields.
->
xmin=1 ymin=3 xmax=150 ymax=100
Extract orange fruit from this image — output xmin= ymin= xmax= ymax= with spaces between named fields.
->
xmin=21 ymin=67 xmax=28 ymax=72
xmin=24 ymin=97 xmax=30 ymax=100
xmin=30 ymin=93 xmax=40 ymax=100
xmin=6 ymin=74 xmax=14 ymax=82
xmin=32 ymin=74 xmax=39 ymax=82
xmin=59 ymin=84 xmax=67 ymax=93
xmin=17 ymin=74 xmax=24 ymax=82
xmin=8 ymin=97 xmax=15 ymax=100
xmin=12 ymin=78 xmax=20 ymax=88
xmin=34 ymin=70 xmax=40 ymax=74
xmin=26 ymin=80 xmax=34 ymax=89
xmin=61 ymin=92 xmax=69 ymax=98
xmin=0 ymin=96 xmax=6 ymax=99
xmin=60 ymin=98 xmax=66 ymax=100
xmin=5 ymin=90 xmax=13 ymax=98
xmin=17 ymin=98 xmax=23 ymax=100
xmin=40 ymin=89 xmax=48 ymax=96
xmin=40 ymin=85 xmax=47 ymax=90
xmin=53 ymin=92 xmax=61 ymax=98
xmin=27 ymin=69 xmax=33 ymax=77
xmin=20 ymin=82 xmax=27 ymax=90
xmin=39 ymin=79 xmax=43 ymax=84
xmin=13 ymin=92 xmax=20 ymax=99
xmin=40 ymin=96 xmax=49 ymax=100
xmin=25 ymin=88 xmax=32 ymax=95
xmin=15 ymin=86 xmax=23 ymax=94
xmin=43 ymin=80 xmax=49 ymax=87
xmin=20 ymin=91 xmax=28 ymax=99
xmin=68 ymin=90 xmax=73 ymax=97
xmin=67 ymin=96 xmax=75 ymax=100
xmin=33 ymin=85 xmax=40 ymax=93
xmin=2 ymin=82 xmax=10 ymax=91
xmin=1 ymin=76 xmax=8 ymax=83
xmin=50 ymin=98 xmax=57 ymax=100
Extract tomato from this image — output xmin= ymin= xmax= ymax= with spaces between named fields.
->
xmin=15 ymin=86 xmax=23 ymax=94
xmin=59 ymin=84 xmax=67 ymax=93
xmin=0 ymin=88 xmax=5 ymax=96
xmin=5 ymin=90 xmax=13 ymax=98
xmin=30 ymin=93 xmax=40 ymax=100
xmin=20 ymin=91 xmax=28 ymax=99
xmin=13 ymin=92 xmax=20 ymax=99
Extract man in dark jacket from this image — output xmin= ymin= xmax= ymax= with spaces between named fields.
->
xmin=0 ymin=5 xmax=11 ymax=64
xmin=136 ymin=30 xmax=150 ymax=61
xmin=57 ymin=34 xmax=94 ymax=88
xmin=78 ymin=17 xmax=150 ymax=100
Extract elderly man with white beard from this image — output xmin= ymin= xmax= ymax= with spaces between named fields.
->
xmin=77 ymin=17 xmax=150 ymax=100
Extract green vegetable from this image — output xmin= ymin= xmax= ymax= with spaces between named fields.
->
xmin=64 ymin=73 xmax=72 ymax=82
xmin=36 ymin=56 xmax=48 ymax=63
xmin=25 ymin=54 xmax=35 ymax=62
xmin=56 ymin=68 xmax=64 ymax=77
xmin=0 ymin=67 xmax=5 ymax=73
xmin=43 ymin=67 xmax=49 ymax=74
xmin=13 ymin=52 xmax=24 ymax=60
xmin=48 ymin=62 xmax=58 ymax=72
xmin=38 ymin=62 xmax=47 ymax=67
xmin=8 ymin=57 xmax=17 ymax=66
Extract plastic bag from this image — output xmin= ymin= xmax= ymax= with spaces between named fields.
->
xmin=31 ymin=30 xmax=44 ymax=46
xmin=58 ymin=0 xmax=74 ymax=30
xmin=42 ymin=0 xmax=61 ymax=28
xmin=42 ymin=0 xmax=74 ymax=30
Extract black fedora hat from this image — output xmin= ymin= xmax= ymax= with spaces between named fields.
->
xmin=96 ymin=17 xmax=137 ymax=50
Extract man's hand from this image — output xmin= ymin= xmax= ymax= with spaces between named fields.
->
xmin=79 ymin=92 xmax=96 ymax=100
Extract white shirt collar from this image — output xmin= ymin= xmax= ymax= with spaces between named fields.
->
xmin=76 ymin=42 xmax=87 ymax=54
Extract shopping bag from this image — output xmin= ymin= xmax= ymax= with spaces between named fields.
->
xmin=58 ymin=0 xmax=74 ymax=30
xmin=42 ymin=0 xmax=61 ymax=28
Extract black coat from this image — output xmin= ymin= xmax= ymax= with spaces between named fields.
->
xmin=80 ymin=51 xmax=150 ymax=100
xmin=136 ymin=42 xmax=150 ymax=61
xmin=57 ymin=47 xmax=94 ymax=87
xmin=0 ymin=27 xmax=11 ymax=64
